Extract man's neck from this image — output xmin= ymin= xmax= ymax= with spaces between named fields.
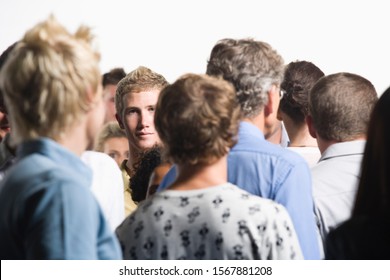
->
xmin=57 ymin=123 xmax=89 ymax=156
xmin=317 ymin=135 xmax=366 ymax=154
xmin=287 ymin=123 xmax=317 ymax=148
xmin=242 ymin=113 xmax=265 ymax=133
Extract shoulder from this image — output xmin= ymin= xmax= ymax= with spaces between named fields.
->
xmin=81 ymin=151 xmax=120 ymax=173
xmin=232 ymin=136 xmax=307 ymax=168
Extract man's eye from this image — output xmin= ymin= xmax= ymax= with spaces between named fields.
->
xmin=126 ymin=109 xmax=137 ymax=115
xmin=108 ymin=153 xmax=117 ymax=159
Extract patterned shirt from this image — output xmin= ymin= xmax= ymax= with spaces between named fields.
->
xmin=116 ymin=183 xmax=303 ymax=260
xmin=158 ymin=122 xmax=320 ymax=259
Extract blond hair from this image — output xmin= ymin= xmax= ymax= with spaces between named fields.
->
xmin=94 ymin=121 xmax=127 ymax=152
xmin=115 ymin=66 xmax=168 ymax=121
xmin=0 ymin=16 xmax=101 ymax=145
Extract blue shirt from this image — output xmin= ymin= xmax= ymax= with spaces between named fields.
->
xmin=157 ymin=122 xmax=320 ymax=259
xmin=0 ymin=138 xmax=122 ymax=259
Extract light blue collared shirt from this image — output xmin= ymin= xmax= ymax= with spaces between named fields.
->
xmin=158 ymin=122 xmax=320 ymax=259
xmin=0 ymin=138 xmax=122 ymax=259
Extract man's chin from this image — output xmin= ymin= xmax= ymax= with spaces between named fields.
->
xmin=137 ymin=140 xmax=160 ymax=151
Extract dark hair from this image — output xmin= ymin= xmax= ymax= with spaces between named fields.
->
xmin=0 ymin=42 xmax=19 ymax=113
xmin=279 ymin=61 xmax=324 ymax=124
xmin=309 ymin=72 xmax=378 ymax=141
xmin=130 ymin=146 xmax=163 ymax=203
xmin=102 ymin=68 xmax=126 ymax=87
xmin=352 ymin=87 xmax=389 ymax=217
xmin=206 ymin=38 xmax=284 ymax=118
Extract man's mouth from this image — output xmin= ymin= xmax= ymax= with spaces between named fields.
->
xmin=136 ymin=132 xmax=153 ymax=137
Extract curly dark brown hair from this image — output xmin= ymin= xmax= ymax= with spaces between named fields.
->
xmin=130 ymin=145 xmax=163 ymax=203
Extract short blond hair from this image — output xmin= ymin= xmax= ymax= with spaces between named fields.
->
xmin=0 ymin=16 xmax=101 ymax=145
xmin=94 ymin=121 xmax=127 ymax=152
xmin=115 ymin=66 xmax=168 ymax=121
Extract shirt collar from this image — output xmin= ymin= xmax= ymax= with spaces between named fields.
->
xmin=320 ymin=140 xmax=366 ymax=161
xmin=238 ymin=121 xmax=265 ymax=140
xmin=17 ymin=137 xmax=91 ymax=177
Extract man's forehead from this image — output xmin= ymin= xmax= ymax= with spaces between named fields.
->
xmin=125 ymin=89 xmax=160 ymax=103
xmin=126 ymin=88 xmax=160 ymax=98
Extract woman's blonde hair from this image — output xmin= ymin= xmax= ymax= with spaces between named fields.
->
xmin=94 ymin=121 xmax=127 ymax=152
xmin=0 ymin=16 xmax=101 ymax=145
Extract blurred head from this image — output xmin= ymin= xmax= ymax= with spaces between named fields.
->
xmin=308 ymin=72 xmax=378 ymax=142
xmin=0 ymin=16 xmax=102 ymax=146
xmin=155 ymin=73 xmax=241 ymax=166
xmin=279 ymin=61 xmax=325 ymax=124
xmin=115 ymin=66 xmax=168 ymax=156
xmin=102 ymin=68 xmax=126 ymax=123
xmin=0 ymin=42 xmax=18 ymax=142
xmin=95 ymin=121 xmax=129 ymax=166
xmin=206 ymin=38 xmax=284 ymax=119
xmin=353 ymin=87 xmax=390 ymax=217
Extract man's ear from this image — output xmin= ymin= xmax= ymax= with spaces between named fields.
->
xmin=276 ymin=106 xmax=283 ymax=121
xmin=264 ymin=85 xmax=278 ymax=117
xmin=306 ymin=115 xmax=317 ymax=139
xmin=115 ymin=113 xmax=125 ymax=129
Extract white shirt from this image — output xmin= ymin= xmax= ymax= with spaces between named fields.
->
xmin=288 ymin=146 xmax=321 ymax=168
xmin=311 ymin=140 xmax=365 ymax=251
xmin=81 ymin=151 xmax=125 ymax=230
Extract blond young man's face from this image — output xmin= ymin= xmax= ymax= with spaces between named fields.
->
xmin=120 ymin=89 xmax=161 ymax=153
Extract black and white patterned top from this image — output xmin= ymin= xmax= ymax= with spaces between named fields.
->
xmin=116 ymin=183 xmax=303 ymax=260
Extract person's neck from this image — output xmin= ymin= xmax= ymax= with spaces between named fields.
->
xmin=242 ymin=113 xmax=265 ymax=133
xmin=317 ymin=135 xmax=366 ymax=154
xmin=287 ymin=124 xmax=318 ymax=148
xmin=57 ymin=124 xmax=89 ymax=156
xmin=169 ymin=156 xmax=228 ymax=191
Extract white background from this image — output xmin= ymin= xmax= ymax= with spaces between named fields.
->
xmin=1 ymin=0 xmax=389 ymax=94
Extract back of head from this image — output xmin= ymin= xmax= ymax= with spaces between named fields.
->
xmin=308 ymin=72 xmax=378 ymax=141
xmin=206 ymin=38 xmax=284 ymax=118
xmin=155 ymin=74 xmax=241 ymax=166
xmin=115 ymin=66 xmax=168 ymax=119
xmin=102 ymin=68 xmax=126 ymax=87
xmin=353 ymin=87 xmax=390 ymax=217
xmin=280 ymin=61 xmax=324 ymax=124
xmin=0 ymin=16 xmax=101 ymax=145
xmin=0 ymin=42 xmax=18 ymax=139
xmin=0 ymin=42 xmax=18 ymax=111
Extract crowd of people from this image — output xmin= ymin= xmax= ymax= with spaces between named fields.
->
xmin=0 ymin=16 xmax=388 ymax=260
